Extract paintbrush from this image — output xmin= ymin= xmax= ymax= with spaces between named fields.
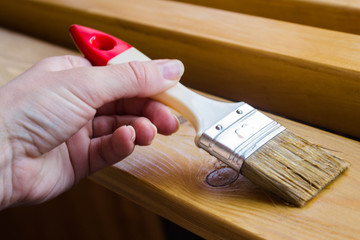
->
xmin=69 ymin=24 xmax=349 ymax=207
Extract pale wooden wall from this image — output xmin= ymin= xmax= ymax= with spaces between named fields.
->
xmin=173 ymin=0 xmax=360 ymax=35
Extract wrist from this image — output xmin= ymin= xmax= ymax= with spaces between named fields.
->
xmin=0 ymin=139 xmax=13 ymax=210
xmin=0 ymin=87 xmax=15 ymax=210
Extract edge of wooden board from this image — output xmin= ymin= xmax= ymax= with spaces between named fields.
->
xmin=172 ymin=0 xmax=360 ymax=35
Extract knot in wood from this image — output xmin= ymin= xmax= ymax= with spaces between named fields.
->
xmin=206 ymin=168 xmax=239 ymax=187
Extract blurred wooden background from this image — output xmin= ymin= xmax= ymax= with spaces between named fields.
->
xmin=0 ymin=179 xmax=166 ymax=240
xmin=0 ymin=0 xmax=359 ymax=239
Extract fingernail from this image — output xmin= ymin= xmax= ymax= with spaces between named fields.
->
xmin=127 ymin=125 xmax=136 ymax=142
xmin=157 ymin=60 xmax=184 ymax=80
xmin=173 ymin=115 xmax=180 ymax=132
xmin=150 ymin=122 xmax=158 ymax=135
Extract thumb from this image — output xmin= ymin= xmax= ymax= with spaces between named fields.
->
xmin=60 ymin=59 xmax=184 ymax=108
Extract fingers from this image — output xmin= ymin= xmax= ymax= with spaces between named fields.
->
xmin=93 ymin=116 xmax=157 ymax=145
xmin=142 ymin=100 xmax=179 ymax=135
xmin=95 ymin=99 xmax=179 ymax=136
xmin=88 ymin=114 xmax=167 ymax=174
xmin=89 ymin=125 xmax=136 ymax=173
xmin=59 ymin=59 xmax=184 ymax=109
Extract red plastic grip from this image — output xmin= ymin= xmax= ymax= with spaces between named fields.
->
xmin=69 ymin=24 xmax=132 ymax=66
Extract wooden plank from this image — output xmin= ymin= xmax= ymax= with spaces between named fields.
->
xmin=0 ymin=179 xmax=166 ymax=240
xmin=0 ymin=28 xmax=167 ymax=240
xmin=0 ymin=0 xmax=359 ymax=138
xmin=172 ymin=0 xmax=360 ymax=35
xmin=92 ymin=121 xmax=360 ymax=240
xmin=1 ymin=27 xmax=359 ymax=240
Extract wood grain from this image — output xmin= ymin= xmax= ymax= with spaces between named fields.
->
xmin=0 ymin=0 xmax=360 ymax=138
xmin=172 ymin=0 xmax=360 ymax=35
xmin=91 ymin=113 xmax=360 ymax=240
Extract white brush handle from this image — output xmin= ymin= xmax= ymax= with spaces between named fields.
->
xmin=108 ymin=47 xmax=241 ymax=141
xmin=152 ymin=83 xmax=218 ymax=134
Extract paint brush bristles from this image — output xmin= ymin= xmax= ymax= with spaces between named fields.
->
xmin=241 ymin=130 xmax=349 ymax=207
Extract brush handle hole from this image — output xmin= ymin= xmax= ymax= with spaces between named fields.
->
xmin=90 ymin=35 xmax=116 ymax=51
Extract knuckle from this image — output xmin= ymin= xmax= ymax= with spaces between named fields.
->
xmin=35 ymin=55 xmax=90 ymax=71
xmin=62 ymin=55 xmax=90 ymax=68
xmin=127 ymin=61 xmax=149 ymax=90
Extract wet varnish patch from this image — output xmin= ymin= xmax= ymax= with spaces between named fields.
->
xmin=206 ymin=168 xmax=239 ymax=187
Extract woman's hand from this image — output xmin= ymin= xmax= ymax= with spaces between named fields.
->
xmin=0 ymin=55 xmax=184 ymax=209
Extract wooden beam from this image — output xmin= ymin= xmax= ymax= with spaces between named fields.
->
xmin=172 ymin=0 xmax=360 ymax=35
xmin=1 ymin=27 xmax=359 ymax=240
xmin=0 ymin=179 xmax=166 ymax=240
xmin=0 ymin=0 xmax=359 ymax=138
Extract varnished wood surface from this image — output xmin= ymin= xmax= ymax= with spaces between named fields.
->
xmin=173 ymin=0 xmax=360 ymax=35
xmin=92 ymin=116 xmax=360 ymax=240
xmin=0 ymin=0 xmax=360 ymax=138
xmin=2 ymin=28 xmax=359 ymax=240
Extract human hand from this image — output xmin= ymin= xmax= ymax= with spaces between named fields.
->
xmin=0 ymin=55 xmax=184 ymax=209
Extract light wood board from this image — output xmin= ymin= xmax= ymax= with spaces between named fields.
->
xmin=1 ymin=27 xmax=359 ymax=240
xmin=0 ymin=0 xmax=360 ymax=138
xmin=172 ymin=0 xmax=360 ymax=35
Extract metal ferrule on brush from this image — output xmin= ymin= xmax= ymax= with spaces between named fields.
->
xmin=198 ymin=103 xmax=285 ymax=172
